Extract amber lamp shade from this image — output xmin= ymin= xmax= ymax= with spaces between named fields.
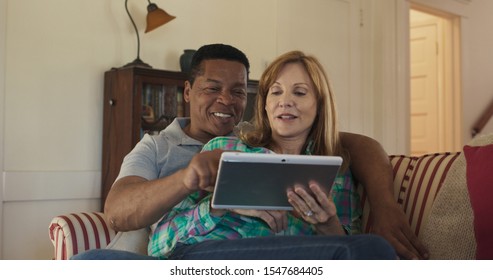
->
xmin=145 ymin=3 xmax=176 ymax=33
xmin=123 ymin=0 xmax=176 ymax=68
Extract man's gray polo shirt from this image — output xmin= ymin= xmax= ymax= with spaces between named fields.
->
xmin=116 ymin=118 xmax=204 ymax=182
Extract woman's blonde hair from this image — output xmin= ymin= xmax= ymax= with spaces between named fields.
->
xmin=239 ymin=50 xmax=349 ymax=170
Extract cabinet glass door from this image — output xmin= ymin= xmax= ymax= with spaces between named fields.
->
xmin=141 ymin=82 xmax=184 ymax=136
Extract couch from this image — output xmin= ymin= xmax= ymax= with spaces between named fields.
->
xmin=49 ymin=134 xmax=493 ymax=260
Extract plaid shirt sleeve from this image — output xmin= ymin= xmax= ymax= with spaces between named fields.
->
xmin=331 ymin=168 xmax=361 ymax=235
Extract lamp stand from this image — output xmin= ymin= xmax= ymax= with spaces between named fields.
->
xmin=123 ymin=0 xmax=152 ymax=68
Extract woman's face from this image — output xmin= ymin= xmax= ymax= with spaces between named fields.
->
xmin=265 ymin=62 xmax=317 ymax=143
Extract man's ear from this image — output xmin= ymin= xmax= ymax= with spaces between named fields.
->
xmin=184 ymin=81 xmax=191 ymax=103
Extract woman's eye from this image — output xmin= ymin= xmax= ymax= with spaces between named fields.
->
xmin=269 ymin=86 xmax=282 ymax=95
xmin=293 ymin=87 xmax=308 ymax=96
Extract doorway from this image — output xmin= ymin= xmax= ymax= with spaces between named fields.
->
xmin=409 ymin=5 xmax=462 ymax=156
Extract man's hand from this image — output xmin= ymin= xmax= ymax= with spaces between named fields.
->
xmin=370 ymin=204 xmax=429 ymax=260
xmin=182 ymin=149 xmax=224 ymax=192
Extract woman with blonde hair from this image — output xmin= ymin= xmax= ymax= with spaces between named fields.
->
xmin=241 ymin=50 xmax=348 ymax=168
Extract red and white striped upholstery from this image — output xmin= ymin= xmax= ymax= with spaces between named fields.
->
xmin=49 ymin=212 xmax=117 ymax=260
xmin=360 ymin=152 xmax=460 ymax=236
xmin=49 ymin=153 xmax=460 ymax=260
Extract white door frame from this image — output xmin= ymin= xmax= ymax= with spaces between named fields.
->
xmin=386 ymin=0 xmax=463 ymax=155
xmin=409 ymin=2 xmax=463 ymax=153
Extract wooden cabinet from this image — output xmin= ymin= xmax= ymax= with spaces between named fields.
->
xmin=101 ymin=66 xmax=258 ymax=209
xmin=101 ymin=66 xmax=188 ymax=209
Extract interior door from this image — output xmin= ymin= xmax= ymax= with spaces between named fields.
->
xmin=410 ymin=19 xmax=440 ymax=156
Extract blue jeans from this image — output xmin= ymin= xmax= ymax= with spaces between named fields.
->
xmin=71 ymin=234 xmax=396 ymax=260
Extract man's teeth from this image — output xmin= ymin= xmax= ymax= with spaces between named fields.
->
xmin=213 ymin=112 xmax=233 ymax=118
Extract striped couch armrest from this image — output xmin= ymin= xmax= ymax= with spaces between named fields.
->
xmin=400 ymin=152 xmax=460 ymax=236
xmin=48 ymin=212 xmax=117 ymax=260
xmin=360 ymin=153 xmax=460 ymax=236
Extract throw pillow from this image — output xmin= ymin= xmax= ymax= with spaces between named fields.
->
xmin=419 ymin=152 xmax=476 ymax=259
xmin=420 ymin=133 xmax=493 ymax=259
xmin=464 ymin=143 xmax=493 ymax=260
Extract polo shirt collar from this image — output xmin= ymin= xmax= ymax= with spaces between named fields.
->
xmin=165 ymin=118 xmax=203 ymax=146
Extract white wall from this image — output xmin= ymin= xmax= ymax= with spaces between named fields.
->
xmin=0 ymin=0 xmax=286 ymax=260
xmin=1 ymin=0 xmax=493 ymax=259
xmin=460 ymin=0 xmax=493 ymax=139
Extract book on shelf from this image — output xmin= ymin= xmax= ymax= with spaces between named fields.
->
xmin=141 ymin=83 xmax=181 ymax=137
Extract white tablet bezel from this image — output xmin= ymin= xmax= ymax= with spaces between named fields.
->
xmin=211 ymin=152 xmax=343 ymax=210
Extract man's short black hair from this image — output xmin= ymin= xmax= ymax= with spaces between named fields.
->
xmin=188 ymin=43 xmax=250 ymax=85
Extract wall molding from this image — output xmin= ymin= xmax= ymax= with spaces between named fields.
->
xmin=411 ymin=0 xmax=472 ymax=17
xmin=3 ymin=171 xmax=101 ymax=202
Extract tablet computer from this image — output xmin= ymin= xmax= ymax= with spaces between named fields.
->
xmin=211 ymin=152 xmax=343 ymax=210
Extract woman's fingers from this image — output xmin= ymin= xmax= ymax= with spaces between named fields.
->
xmin=287 ymin=182 xmax=336 ymax=224
xmin=308 ymin=181 xmax=337 ymax=217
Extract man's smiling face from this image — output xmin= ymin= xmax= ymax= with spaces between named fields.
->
xmin=184 ymin=59 xmax=248 ymax=143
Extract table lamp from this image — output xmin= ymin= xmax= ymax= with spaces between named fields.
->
xmin=123 ymin=0 xmax=175 ymax=68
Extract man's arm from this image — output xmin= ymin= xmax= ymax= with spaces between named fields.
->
xmin=104 ymin=172 xmax=190 ymax=232
xmin=339 ymin=132 xmax=429 ymax=260
xmin=104 ymin=149 xmax=223 ymax=232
